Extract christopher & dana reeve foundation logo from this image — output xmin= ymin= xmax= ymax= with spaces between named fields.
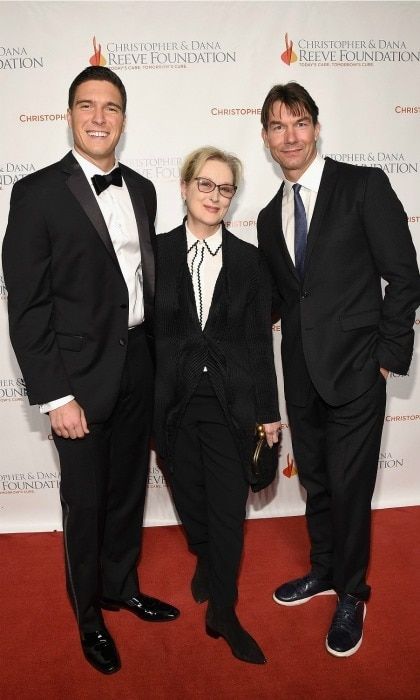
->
xmin=395 ymin=105 xmax=420 ymax=115
xmin=0 ymin=272 xmax=7 ymax=300
xmin=282 ymin=453 xmax=297 ymax=479
xmin=88 ymin=34 xmax=237 ymax=71
xmin=280 ymin=32 xmax=420 ymax=68
xmin=378 ymin=452 xmax=404 ymax=470
xmin=126 ymin=156 xmax=181 ymax=182
xmin=0 ymin=471 xmax=60 ymax=494
xmin=225 ymin=219 xmax=257 ymax=231
xmin=323 ymin=151 xmax=418 ymax=176
xmin=210 ymin=107 xmax=261 ymax=118
xmin=19 ymin=113 xmax=67 ymax=125
xmin=0 ymin=45 xmax=44 ymax=70
xmin=148 ymin=464 xmax=168 ymax=489
xmin=0 ymin=162 xmax=36 ymax=190
xmin=0 ymin=378 xmax=27 ymax=402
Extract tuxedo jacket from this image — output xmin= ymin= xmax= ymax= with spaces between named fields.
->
xmin=153 ymin=222 xmax=280 ymax=471
xmin=257 ymin=157 xmax=420 ymax=407
xmin=2 ymin=151 xmax=156 ymax=423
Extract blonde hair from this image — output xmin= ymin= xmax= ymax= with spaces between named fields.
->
xmin=180 ymin=146 xmax=242 ymax=187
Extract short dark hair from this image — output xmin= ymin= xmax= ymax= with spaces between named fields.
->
xmin=68 ymin=66 xmax=127 ymax=114
xmin=261 ymin=82 xmax=319 ymax=130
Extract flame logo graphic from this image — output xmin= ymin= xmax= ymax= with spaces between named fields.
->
xmin=89 ymin=36 xmax=106 ymax=66
xmin=281 ymin=33 xmax=298 ymax=65
xmin=282 ymin=453 xmax=298 ymax=478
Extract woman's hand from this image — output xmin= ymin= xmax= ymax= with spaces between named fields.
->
xmin=263 ymin=421 xmax=282 ymax=447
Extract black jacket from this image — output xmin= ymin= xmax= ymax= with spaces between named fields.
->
xmin=258 ymin=158 xmax=420 ymax=407
xmin=2 ymin=151 xmax=156 ymax=422
xmin=153 ymin=222 xmax=280 ymax=478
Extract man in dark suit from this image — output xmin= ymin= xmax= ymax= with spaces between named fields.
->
xmin=2 ymin=66 xmax=178 ymax=675
xmin=257 ymin=82 xmax=420 ymax=657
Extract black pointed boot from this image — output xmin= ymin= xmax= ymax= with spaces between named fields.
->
xmin=205 ymin=604 xmax=266 ymax=664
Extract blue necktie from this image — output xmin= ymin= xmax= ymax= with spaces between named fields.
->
xmin=293 ymin=183 xmax=307 ymax=280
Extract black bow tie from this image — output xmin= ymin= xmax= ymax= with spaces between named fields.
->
xmin=91 ymin=167 xmax=123 ymax=196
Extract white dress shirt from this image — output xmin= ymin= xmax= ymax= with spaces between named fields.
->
xmin=186 ymin=224 xmax=223 ymax=329
xmin=40 ymin=150 xmax=143 ymax=413
xmin=282 ymin=153 xmax=325 ymax=264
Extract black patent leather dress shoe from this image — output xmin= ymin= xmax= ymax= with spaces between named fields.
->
xmin=326 ymin=594 xmax=366 ymax=657
xmin=80 ymin=629 xmax=121 ymax=674
xmin=206 ymin=605 xmax=266 ymax=665
xmin=273 ymin=573 xmax=335 ymax=606
xmin=191 ymin=559 xmax=209 ymax=603
xmin=101 ymin=593 xmax=180 ymax=622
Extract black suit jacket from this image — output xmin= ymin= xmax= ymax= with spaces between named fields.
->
xmin=257 ymin=157 xmax=420 ymax=407
xmin=153 ymin=222 xmax=280 ymax=471
xmin=2 ymin=151 xmax=156 ymax=422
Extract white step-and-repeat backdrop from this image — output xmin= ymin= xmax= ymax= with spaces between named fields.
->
xmin=1 ymin=1 xmax=419 ymax=533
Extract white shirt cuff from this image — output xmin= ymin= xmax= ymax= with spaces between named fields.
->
xmin=39 ymin=395 xmax=75 ymax=414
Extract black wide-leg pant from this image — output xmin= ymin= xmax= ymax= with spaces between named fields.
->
xmin=287 ymin=373 xmax=386 ymax=601
xmin=171 ymin=373 xmax=249 ymax=608
xmin=53 ymin=325 xmax=154 ymax=632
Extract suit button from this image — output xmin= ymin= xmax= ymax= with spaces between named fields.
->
xmin=120 ymin=303 xmax=128 ymax=309
xmin=300 ymin=291 xmax=309 ymax=300
xmin=119 ymin=338 xmax=126 ymax=346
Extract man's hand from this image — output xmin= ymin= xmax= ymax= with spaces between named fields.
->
xmin=380 ymin=367 xmax=389 ymax=380
xmin=49 ymin=400 xmax=90 ymax=439
xmin=263 ymin=421 xmax=282 ymax=448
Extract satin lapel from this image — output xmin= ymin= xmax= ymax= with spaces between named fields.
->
xmin=61 ymin=152 xmax=120 ymax=268
xmin=121 ymin=165 xmax=155 ymax=312
xmin=304 ymin=158 xmax=337 ymax=273
xmin=173 ymin=225 xmax=201 ymax=330
xmin=268 ymin=183 xmax=298 ymax=281
xmin=204 ymin=227 xmax=228 ymax=332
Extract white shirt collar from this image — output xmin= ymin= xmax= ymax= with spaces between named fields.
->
xmin=283 ymin=153 xmax=325 ymax=195
xmin=186 ymin=223 xmax=223 ymax=254
xmin=72 ymin=149 xmax=119 ymax=179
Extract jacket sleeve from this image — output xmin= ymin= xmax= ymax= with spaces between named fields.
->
xmin=257 ymin=210 xmax=284 ymax=323
xmin=246 ymin=252 xmax=281 ymax=424
xmin=2 ymin=180 xmax=73 ymax=404
xmin=363 ymin=168 xmax=420 ymax=373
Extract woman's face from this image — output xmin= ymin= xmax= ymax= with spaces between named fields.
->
xmin=181 ymin=159 xmax=235 ymax=237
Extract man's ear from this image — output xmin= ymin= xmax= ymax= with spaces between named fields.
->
xmin=261 ymin=127 xmax=269 ymax=148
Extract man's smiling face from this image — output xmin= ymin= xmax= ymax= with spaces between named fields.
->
xmin=67 ymin=79 xmax=125 ymax=172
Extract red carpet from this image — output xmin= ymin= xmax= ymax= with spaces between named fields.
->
xmin=0 ymin=508 xmax=419 ymax=699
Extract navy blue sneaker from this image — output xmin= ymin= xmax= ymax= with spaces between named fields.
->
xmin=326 ymin=594 xmax=366 ymax=657
xmin=273 ymin=573 xmax=335 ymax=606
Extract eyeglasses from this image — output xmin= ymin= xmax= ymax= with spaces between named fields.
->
xmin=194 ymin=177 xmax=237 ymax=200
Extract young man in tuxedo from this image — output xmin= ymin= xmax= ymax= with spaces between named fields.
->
xmin=257 ymin=82 xmax=420 ymax=657
xmin=2 ymin=66 xmax=179 ymax=674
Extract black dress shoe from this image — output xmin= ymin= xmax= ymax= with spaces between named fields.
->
xmin=101 ymin=593 xmax=180 ymax=622
xmin=191 ymin=559 xmax=209 ymax=603
xmin=80 ymin=629 xmax=121 ymax=674
xmin=206 ymin=605 xmax=266 ymax=665
xmin=326 ymin=594 xmax=366 ymax=657
xmin=273 ymin=573 xmax=335 ymax=606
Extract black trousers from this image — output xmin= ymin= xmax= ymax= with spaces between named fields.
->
xmin=171 ymin=373 xmax=249 ymax=608
xmin=286 ymin=373 xmax=386 ymax=601
xmin=53 ymin=325 xmax=154 ymax=632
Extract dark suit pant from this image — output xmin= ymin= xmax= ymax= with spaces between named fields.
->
xmin=53 ymin=325 xmax=154 ymax=632
xmin=171 ymin=373 xmax=249 ymax=608
xmin=287 ymin=373 xmax=386 ymax=600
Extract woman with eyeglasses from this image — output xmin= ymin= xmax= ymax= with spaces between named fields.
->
xmin=154 ymin=146 xmax=281 ymax=664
